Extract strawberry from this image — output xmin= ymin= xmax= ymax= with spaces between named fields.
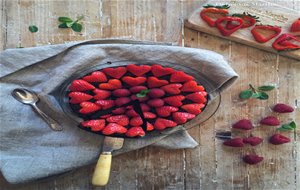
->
xmin=232 ymin=119 xmax=253 ymax=130
xmin=223 ymin=138 xmax=244 ymax=147
xmin=147 ymin=98 xmax=164 ymax=108
xmin=79 ymin=102 xmax=101 ymax=114
xmin=154 ymin=118 xmax=177 ymax=130
xmin=112 ymin=89 xmax=131 ymax=97
xmin=122 ymin=76 xmax=147 ymax=86
xmin=130 ymin=116 xmax=143 ymax=126
xmin=160 ymin=84 xmax=182 ymax=95
xmin=126 ymin=127 xmax=145 ymax=137
xmin=112 ymin=107 xmax=126 ymax=114
xmin=81 ymin=119 xmax=105 ymax=131
xmin=69 ymin=79 xmax=95 ymax=91
xmin=290 ymin=18 xmax=300 ymax=32
xmin=156 ymin=106 xmax=178 ymax=117
xmin=99 ymin=79 xmax=122 ymax=90
xmin=106 ymin=115 xmax=129 ymax=126
xmin=147 ymin=77 xmax=169 ymax=88
xmin=82 ymin=71 xmax=107 ymax=82
xmin=185 ymin=92 xmax=207 ymax=104
xmin=170 ymin=71 xmax=194 ymax=83
xmin=181 ymin=81 xmax=205 ymax=92
xmin=129 ymin=86 xmax=148 ymax=93
xmin=115 ymin=97 xmax=131 ymax=106
xmin=95 ymin=100 xmax=115 ymax=110
xmin=147 ymin=88 xmax=165 ymax=98
xmin=260 ymin=116 xmax=280 ymax=126
xmin=126 ymin=109 xmax=139 ymax=117
xmin=102 ymin=123 xmax=127 ymax=135
xmin=151 ymin=64 xmax=175 ymax=77
xmin=100 ymin=114 xmax=112 ymax=119
xmin=69 ymin=92 xmax=93 ymax=104
xmin=272 ymin=103 xmax=294 ymax=113
xmin=243 ymin=136 xmax=263 ymax=146
xmin=93 ymin=89 xmax=111 ymax=100
xmin=243 ymin=154 xmax=264 ymax=165
xmin=147 ymin=122 xmax=154 ymax=131
xmin=140 ymin=103 xmax=150 ymax=111
xmin=172 ymin=112 xmax=196 ymax=124
xmin=181 ymin=104 xmax=205 ymax=115
xmin=127 ymin=64 xmax=151 ymax=76
xmin=269 ymin=134 xmax=291 ymax=145
xmin=163 ymin=95 xmax=185 ymax=107
xmin=102 ymin=67 xmax=127 ymax=79
xmin=143 ymin=112 xmax=156 ymax=119
xmin=130 ymin=94 xmax=149 ymax=102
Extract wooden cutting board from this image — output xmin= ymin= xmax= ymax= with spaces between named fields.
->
xmin=185 ymin=0 xmax=300 ymax=60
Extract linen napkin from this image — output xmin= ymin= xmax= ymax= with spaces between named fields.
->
xmin=0 ymin=39 xmax=238 ymax=184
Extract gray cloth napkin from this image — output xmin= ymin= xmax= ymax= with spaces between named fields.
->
xmin=0 ymin=39 xmax=238 ymax=184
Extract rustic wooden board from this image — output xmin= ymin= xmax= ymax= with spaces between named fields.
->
xmin=185 ymin=0 xmax=300 ymax=60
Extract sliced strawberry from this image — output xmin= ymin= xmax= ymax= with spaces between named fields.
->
xmin=126 ymin=127 xmax=145 ymax=137
xmin=156 ymin=106 xmax=179 ymax=117
xmin=161 ymin=84 xmax=182 ymax=95
xmin=81 ymin=119 xmax=105 ymax=131
xmin=147 ymin=77 xmax=169 ymax=88
xmin=79 ymin=102 xmax=101 ymax=114
xmin=102 ymin=67 xmax=127 ymax=79
xmin=69 ymin=79 xmax=95 ymax=91
xmin=122 ymin=76 xmax=147 ymax=86
xmin=186 ymin=92 xmax=207 ymax=103
xmin=147 ymin=98 xmax=164 ymax=108
xmin=172 ymin=112 xmax=196 ymax=124
xmin=143 ymin=112 xmax=157 ymax=119
xmin=102 ymin=123 xmax=127 ymax=135
xmin=69 ymin=92 xmax=93 ymax=104
xmin=163 ymin=95 xmax=185 ymax=107
xmin=106 ymin=115 xmax=129 ymax=126
xmin=93 ymin=89 xmax=111 ymax=100
xmin=170 ymin=71 xmax=194 ymax=83
xmin=181 ymin=103 xmax=205 ymax=115
xmin=148 ymin=88 xmax=165 ymax=98
xmin=112 ymin=107 xmax=126 ymax=114
xmin=151 ymin=64 xmax=175 ymax=77
xmin=140 ymin=103 xmax=150 ymax=111
xmin=126 ymin=109 xmax=139 ymax=117
xmin=146 ymin=122 xmax=154 ymax=131
xmin=95 ymin=100 xmax=115 ymax=110
xmin=112 ymin=89 xmax=131 ymax=97
xmin=82 ymin=71 xmax=107 ymax=82
xmin=154 ymin=118 xmax=177 ymax=130
xmin=129 ymin=86 xmax=148 ymax=93
xmin=127 ymin=64 xmax=151 ymax=76
xmin=181 ymin=81 xmax=205 ymax=92
xmin=100 ymin=114 xmax=112 ymax=119
xmin=129 ymin=116 xmax=143 ymax=126
xmin=115 ymin=97 xmax=131 ymax=106
xmin=99 ymin=79 xmax=122 ymax=90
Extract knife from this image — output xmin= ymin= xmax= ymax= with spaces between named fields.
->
xmin=92 ymin=137 xmax=124 ymax=186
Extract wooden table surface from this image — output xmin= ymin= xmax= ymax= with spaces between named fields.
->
xmin=1 ymin=0 xmax=299 ymax=189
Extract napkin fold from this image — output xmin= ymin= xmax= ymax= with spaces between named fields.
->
xmin=0 ymin=39 xmax=238 ymax=184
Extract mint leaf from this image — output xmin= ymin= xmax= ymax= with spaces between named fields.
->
xmin=71 ymin=22 xmax=82 ymax=32
xmin=136 ymin=89 xmax=150 ymax=98
xmin=239 ymin=90 xmax=253 ymax=99
xmin=277 ymin=121 xmax=297 ymax=131
xmin=58 ymin=17 xmax=73 ymax=23
xmin=66 ymin=22 xmax=74 ymax=28
xmin=252 ymin=92 xmax=268 ymax=100
xmin=28 ymin=25 xmax=38 ymax=33
xmin=290 ymin=121 xmax=296 ymax=129
xmin=257 ymin=85 xmax=275 ymax=91
xmin=58 ymin=23 xmax=68 ymax=28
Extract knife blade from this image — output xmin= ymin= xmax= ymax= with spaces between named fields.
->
xmin=102 ymin=137 xmax=124 ymax=153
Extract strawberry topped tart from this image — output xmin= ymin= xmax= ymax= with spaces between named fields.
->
xmin=68 ymin=64 xmax=208 ymax=137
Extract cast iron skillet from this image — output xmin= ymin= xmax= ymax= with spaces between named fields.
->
xmin=55 ymin=60 xmax=221 ymax=138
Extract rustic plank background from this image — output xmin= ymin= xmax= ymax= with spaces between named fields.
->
xmin=0 ymin=0 xmax=299 ymax=190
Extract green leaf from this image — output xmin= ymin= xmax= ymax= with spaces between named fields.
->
xmin=136 ymin=89 xmax=151 ymax=98
xmin=28 ymin=25 xmax=38 ymax=33
xmin=58 ymin=17 xmax=73 ymax=23
xmin=71 ymin=22 xmax=82 ymax=32
xmin=257 ymin=85 xmax=275 ymax=91
xmin=290 ymin=121 xmax=296 ymax=129
xmin=277 ymin=121 xmax=297 ymax=131
xmin=58 ymin=23 xmax=69 ymax=28
xmin=239 ymin=90 xmax=253 ymax=99
xmin=252 ymin=92 xmax=268 ymax=100
xmin=66 ymin=21 xmax=74 ymax=28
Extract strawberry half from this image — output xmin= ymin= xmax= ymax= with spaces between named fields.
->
xmin=186 ymin=92 xmax=207 ymax=103
xmin=181 ymin=103 xmax=205 ymax=115
xmin=99 ymin=79 xmax=122 ymax=90
xmin=172 ymin=112 xmax=196 ymax=124
xmin=170 ymin=71 xmax=194 ymax=83
xmin=93 ymin=89 xmax=111 ymax=100
xmin=129 ymin=86 xmax=148 ymax=93
xmin=181 ymin=81 xmax=205 ymax=92
xmin=122 ymin=76 xmax=147 ymax=86
xmin=106 ymin=115 xmax=129 ymax=126
xmin=156 ymin=106 xmax=179 ymax=117
xmin=95 ymin=100 xmax=115 ymax=110
xmin=112 ymin=89 xmax=131 ymax=97
xmin=69 ymin=92 xmax=93 ymax=104
xmin=147 ymin=77 xmax=169 ymax=88
xmin=154 ymin=118 xmax=177 ymax=130
xmin=163 ymin=95 xmax=185 ymax=107
xmin=69 ymin=79 xmax=95 ymax=92
xmin=130 ymin=116 xmax=143 ymax=126
xmin=127 ymin=64 xmax=151 ymax=76
xmin=148 ymin=88 xmax=165 ymax=98
xmin=115 ymin=97 xmax=131 ymax=106
xmin=81 ymin=119 xmax=105 ymax=131
xmin=147 ymin=98 xmax=164 ymax=108
xmin=126 ymin=127 xmax=145 ymax=137
xmin=79 ymin=102 xmax=101 ymax=114
xmin=82 ymin=71 xmax=107 ymax=82
xmin=102 ymin=123 xmax=127 ymax=135
xmin=151 ymin=64 xmax=175 ymax=77
xmin=160 ymin=84 xmax=182 ymax=95
xmin=102 ymin=67 xmax=127 ymax=79
xmin=143 ymin=112 xmax=157 ymax=119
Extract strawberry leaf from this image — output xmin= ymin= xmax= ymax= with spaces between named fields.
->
xmin=252 ymin=92 xmax=268 ymax=100
xmin=28 ymin=25 xmax=38 ymax=33
xmin=239 ymin=90 xmax=253 ymax=99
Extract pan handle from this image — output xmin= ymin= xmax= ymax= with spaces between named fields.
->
xmin=92 ymin=152 xmax=112 ymax=186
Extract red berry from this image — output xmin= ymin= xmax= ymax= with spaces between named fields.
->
xmin=170 ymin=71 xmax=194 ymax=83
xmin=95 ymin=100 xmax=115 ymax=110
xmin=269 ymin=134 xmax=291 ymax=145
xmin=140 ymin=103 xmax=150 ymax=111
xmin=99 ymin=79 xmax=122 ymax=90
xmin=260 ymin=116 xmax=280 ymax=126
xmin=129 ymin=86 xmax=148 ymax=93
xmin=161 ymin=84 xmax=182 ymax=95
xmin=181 ymin=81 xmax=205 ymax=92
xmin=102 ymin=123 xmax=127 ymax=135
xmin=82 ymin=71 xmax=107 ymax=82
xmin=223 ymin=138 xmax=244 ymax=147
xmin=232 ymin=119 xmax=253 ymax=130
xmin=126 ymin=109 xmax=139 ymax=117
xmin=156 ymin=106 xmax=178 ymax=117
xmin=130 ymin=116 xmax=143 ymax=126
xmin=148 ymin=88 xmax=165 ymax=98
xmin=154 ymin=118 xmax=177 ymax=130
xmin=122 ymin=76 xmax=147 ymax=86
xmin=147 ymin=77 xmax=169 ymax=88
xmin=272 ymin=103 xmax=294 ymax=113
xmin=181 ymin=104 xmax=205 ymax=115
xmin=93 ymin=89 xmax=111 ymax=100
xmin=243 ymin=136 xmax=263 ymax=146
xmin=112 ymin=107 xmax=126 ymax=114
xmin=102 ymin=67 xmax=127 ymax=79
xmin=106 ymin=115 xmax=129 ymax=126
xmin=147 ymin=122 xmax=154 ymax=131
xmin=147 ymin=98 xmax=164 ymax=108
xmin=115 ymin=97 xmax=131 ymax=106
xmin=243 ymin=154 xmax=264 ymax=165
xmin=126 ymin=127 xmax=145 ymax=137
xmin=79 ymin=102 xmax=101 ymax=114
xmin=163 ymin=95 xmax=185 ymax=107
xmin=69 ymin=92 xmax=93 ymax=104
xmin=127 ymin=64 xmax=151 ymax=76
xmin=112 ymin=89 xmax=131 ymax=97
xmin=69 ymin=79 xmax=95 ymax=92
xmin=100 ymin=114 xmax=112 ymax=119
xmin=186 ymin=92 xmax=207 ymax=103
xmin=81 ymin=119 xmax=105 ymax=131
xmin=151 ymin=64 xmax=175 ymax=77
xmin=172 ymin=112 xmax=196 ymax=124
xmin=143 ymin=112 xmax=157 ymax=119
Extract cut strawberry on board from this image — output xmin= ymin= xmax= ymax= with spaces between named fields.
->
xmin=251 ymin=25 xmax=281 ymax=43
xmin=215 ymin=16 xmax=244 ymax=36
xmin=290 ymin=18 xmax=300 ymax=32
xmin=200 ymin=4 xmax=230 ymax=27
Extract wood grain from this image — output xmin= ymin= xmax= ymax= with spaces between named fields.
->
xmin=0 ymin=0 xmax=299 ymax=189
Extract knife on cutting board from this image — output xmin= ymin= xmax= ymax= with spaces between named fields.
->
xmin=92 ymin=137 xmax=124 ymax=186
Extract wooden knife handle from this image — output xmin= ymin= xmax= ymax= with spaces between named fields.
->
xmin=92 ymin=152 xmax=112 ymax=186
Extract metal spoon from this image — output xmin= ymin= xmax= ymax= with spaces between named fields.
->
xmin=11 ymin=88 xmax=63 ymax=131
